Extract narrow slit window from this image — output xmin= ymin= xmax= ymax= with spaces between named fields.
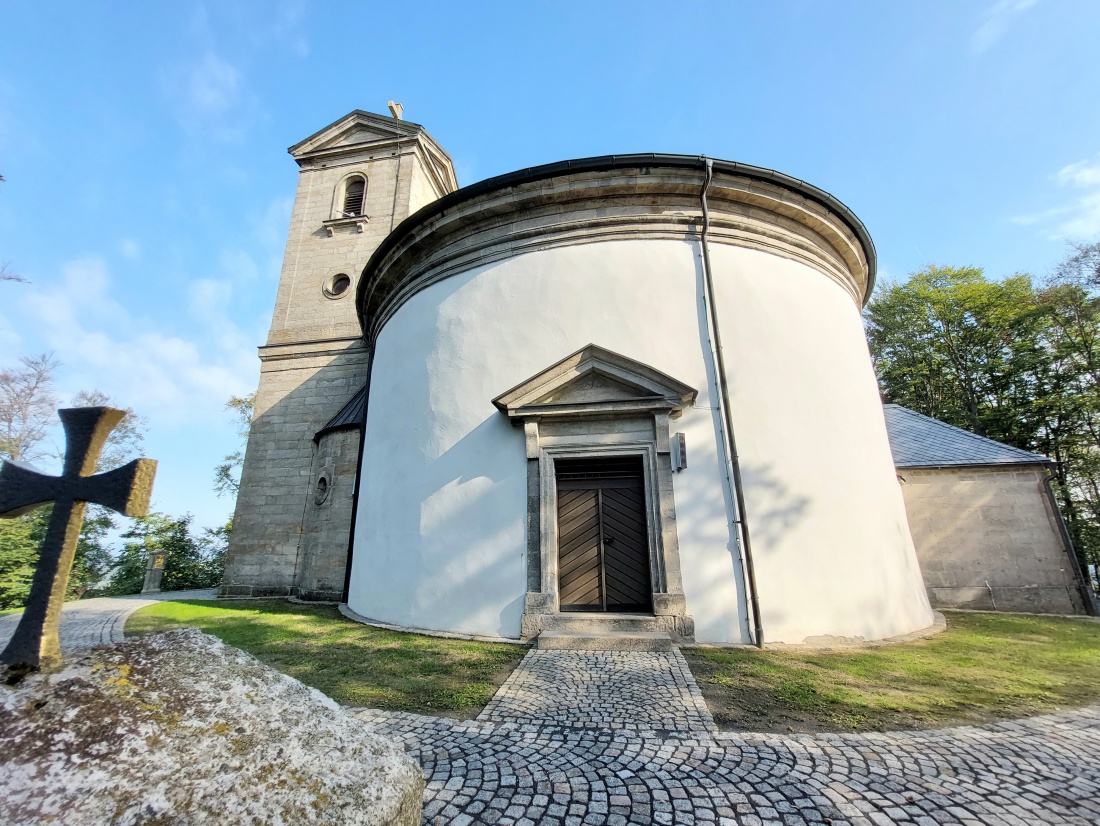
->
xmin=342 ymin=178 xmax=365 ymax=217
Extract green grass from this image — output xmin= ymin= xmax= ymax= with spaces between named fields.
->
xmin=683 ymin=612 xmax=1100 ymax=732
xmin=0 ymin=607 xmax=22 ymax=616
xmin=125 ymin=599 xmax=527 ymax=717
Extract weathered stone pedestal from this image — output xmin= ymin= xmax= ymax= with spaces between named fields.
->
xmin=0 ymin=628 xmax=423 ymax=825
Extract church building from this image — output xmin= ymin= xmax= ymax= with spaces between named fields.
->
xmin=220 ymin=107 xmax=1093 ymax=646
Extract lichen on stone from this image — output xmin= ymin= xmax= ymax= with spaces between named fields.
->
xmin=0 ymin=628 xmax=423 ymax=825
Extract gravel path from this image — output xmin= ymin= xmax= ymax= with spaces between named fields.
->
xmin=0 ymin=589 xmax=217 ymax=654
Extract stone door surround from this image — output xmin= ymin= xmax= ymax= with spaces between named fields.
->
xmin=493 ymin=344 xmax=696 ymax=641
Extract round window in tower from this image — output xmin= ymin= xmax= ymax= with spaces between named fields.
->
xmin=314 ymin=475 xmax=330 ymax=505
xmin=323 ymin=273 xmax=352 ymax=299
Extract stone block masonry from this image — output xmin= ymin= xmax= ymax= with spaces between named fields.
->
xmin=221 ymin=341 xmax=369 ymax=596
xmin=221 ymin=111 xmax=457 ymax=598
xmin=901 ymin=465 xmax=1088 ymax=614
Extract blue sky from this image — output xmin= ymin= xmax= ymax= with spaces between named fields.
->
xmin=2 ymin=0 xmax=1099 ymax=532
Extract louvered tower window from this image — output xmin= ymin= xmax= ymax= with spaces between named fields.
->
xmin=342 ymin=177 xmax=365 ymax=217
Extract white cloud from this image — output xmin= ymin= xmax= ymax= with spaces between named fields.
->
xmin=1012 ymin=153 xmax=1100 ymax=240
xmin=163 ymin=51 xmax=254 ymax=141
xmin=18 ymin=258 xmax=255 ymax=428
xmin=183 ymin=52 xmax=241 ymax=119
xmin=254 ymin=197 xmax=293 ymax=261
xmin=119 ymin=238 xmax=141 ymax=260
xmin=971 ymin=0 xmax=1039 ymax=54
xmin=1014 ymin=153 xmax=1100 ymax=240
xmin=1058 ymin=155 xmax=1100 ymax=189
xmin=0 ymin=304 xmax=21 ymax=351
xmin=219 ymin=249 xmax=260 ymax=282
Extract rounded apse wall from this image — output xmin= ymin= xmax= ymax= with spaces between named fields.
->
xmin=347 ymin=158 xmax=934 ymax=644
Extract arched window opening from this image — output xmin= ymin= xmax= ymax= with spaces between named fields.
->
xmin=342 ymin=177 xmax=365 ymax=217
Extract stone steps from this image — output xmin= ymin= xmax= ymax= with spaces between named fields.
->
xmin=535 ymin=630 xmax=674 ymax=651
xmin=533 ymin=612 xmax=666 ymax=635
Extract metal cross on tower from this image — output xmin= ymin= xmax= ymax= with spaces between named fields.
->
xmin=0 ymin=407 xmax=157 ymax=673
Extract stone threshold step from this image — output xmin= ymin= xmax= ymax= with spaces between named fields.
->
xmin=535 ymin=631 xmax=673 ymax=652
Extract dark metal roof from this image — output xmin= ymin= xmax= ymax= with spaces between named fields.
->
xmin=357 ymin=153 xmax=878 ymax=324
xmin=884 ymin=404 xmax=1049 ymax=469
xmin=314 ymin=386 xmax=367 ymax=442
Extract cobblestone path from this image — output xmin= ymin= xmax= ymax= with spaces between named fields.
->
xmin=354 ymin=705 xmax=1100 ymax=826
xmin=0 ymin=589 xmax=216 ymax=653
xmin=478 ymin=650 xmax=716 ymax=732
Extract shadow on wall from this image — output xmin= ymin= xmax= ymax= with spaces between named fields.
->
xmin=684 ymin=237 xmax=812 ymax=642
xmin=223 ymin=345 xmax=370 ymax=597
xmin=352 ymin=386 xmax=530 ymax=637
xmin=413 ymin=413 xmax=528 ymax=637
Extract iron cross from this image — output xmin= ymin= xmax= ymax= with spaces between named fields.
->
xmin=0 ymin=407 xmax=157 ymax=673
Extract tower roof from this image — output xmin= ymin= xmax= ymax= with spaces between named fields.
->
xmin=287 ymin=110 xmax=455 ymax=188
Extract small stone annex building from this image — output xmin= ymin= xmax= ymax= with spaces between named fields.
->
xmin=220 ymin=107 xmax=1093 ymax=646
xmin=884 ymin=405 xmax=1094 ymax=616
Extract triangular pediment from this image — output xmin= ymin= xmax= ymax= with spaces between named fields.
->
xmin=539 ymin=370 xmax=649 ymax=405
xmin=289 ymin=110 xmax=425 ymax=158
xmin=493 ymin=345 xmax=696 ymax=420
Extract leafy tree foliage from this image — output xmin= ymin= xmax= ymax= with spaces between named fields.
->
xmin=0 ymin=513 xmax=38 ymax=609
xmin=104 ymin=513 xmax=227 ymax=596
xmin=0 ymin=384 xmax=146 ymax=607
xmin=866 ymin=248 xmax=1100 ymax=585
xmin=0 ymin=505 xmax=113 ymax=607
xmin=70 ymin=389 xmax=149 ymax=472
xmin=214 ymin=393 xmax=255 ymax=498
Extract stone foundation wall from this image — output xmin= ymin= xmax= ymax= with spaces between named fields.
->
xmin=900 ymin=465 xmax=1087 ymax=614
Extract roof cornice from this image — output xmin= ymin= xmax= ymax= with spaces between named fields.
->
xmin=357 ymin=154 xmax=876 ymax=343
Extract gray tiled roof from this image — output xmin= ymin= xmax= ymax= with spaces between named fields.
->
xmin=314 ymin=385 xmax=367 ymax=442
xmin=883 ymin=404 xmax=1049 ymax=468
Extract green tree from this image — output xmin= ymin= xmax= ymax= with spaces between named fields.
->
xmin=865 ymin=256 xmax=1100 ymax=586
xmin=214 ymin=393 xmax=255 ymax=498
xmin=198 ymin=519 xmax=231 ymax=586
xmin=0 ymin=388 xmax=148 ymax=608
xmin=0 ymin=513 xmax=39 ymax=609
xmin=105 ymin=513 xmax=225 ymax=596
xmin=865 ymin=265 xmax=1041 ymax=444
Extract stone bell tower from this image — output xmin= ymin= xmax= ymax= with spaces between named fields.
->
xmin=220 ymin=107 xmax=458 ymax=599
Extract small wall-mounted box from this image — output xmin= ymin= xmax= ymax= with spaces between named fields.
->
xmin=670 ymin=432 xmax=687 ymax=472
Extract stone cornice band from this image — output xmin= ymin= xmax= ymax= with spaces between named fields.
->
xmin=356 ymin=154 xmax=876 ymax=345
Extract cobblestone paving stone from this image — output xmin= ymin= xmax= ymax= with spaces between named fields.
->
xmin=478 ymin=650 xmax=716 ymax=732
xmin=353 ymin=649 xmax=1100 ymax=825
xmin=353 ymin=705 xmax=1100 ymax=826
xmin=0 ymin=588 xmax=217 ymax=653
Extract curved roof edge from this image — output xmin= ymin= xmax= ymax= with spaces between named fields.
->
xmin=314 ymin=385 xmax=367 ymax=443
xmin=357 ymin=153 xmax=878 ymax=331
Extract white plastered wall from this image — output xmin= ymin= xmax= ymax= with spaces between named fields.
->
xmin=348 ymin=239 xmax=933 ymax=642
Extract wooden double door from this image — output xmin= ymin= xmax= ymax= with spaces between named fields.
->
xmin=556 ymin=456 xmax=653 ymax=613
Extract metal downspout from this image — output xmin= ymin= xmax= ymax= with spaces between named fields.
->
xmin=699 ymin=157 xmax=765 ymax=648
